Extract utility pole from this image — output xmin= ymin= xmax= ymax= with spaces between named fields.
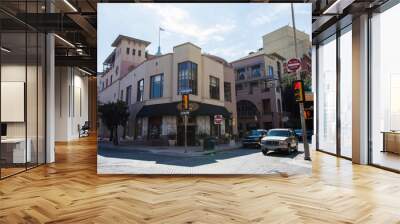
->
xmin=291 ymin=3 xmax=311 ymax=160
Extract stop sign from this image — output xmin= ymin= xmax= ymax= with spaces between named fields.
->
xmin=287 ymin=58 xmax=301 ymax=72
xmin=214 ymin=115 xmax=223 ymax=125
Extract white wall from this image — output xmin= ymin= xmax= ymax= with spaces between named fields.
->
xmin=55 ymin=67 xmax=89 ymax=141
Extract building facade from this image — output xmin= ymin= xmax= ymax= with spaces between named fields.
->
xmin=231 ymin=50 xmax=286 ymax=137
xmin=98 ymin=36 xmax=237 ymax=146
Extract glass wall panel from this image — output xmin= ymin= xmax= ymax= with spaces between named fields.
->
xmin=371 ymin=4 xmax=400 ymax=171
xmin=1 ymin=31 xmax=27 ymax=177
xmin=38 ymin=32 xmax=45 ymax=165
xmin=339 ymin=27 xmax=352 ymax=158
xmin=317 ymin=35 xmax=337 ymax=154
xmin=27 ymin=31 xmax=38 ymax=169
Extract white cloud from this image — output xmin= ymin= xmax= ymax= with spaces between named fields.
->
xmin=140 ymin=4 xmax=236 ymax=44
xmin=250 ymin=4 xmax=291 ymax=27
xmin=207 ymin=45 xmax=252 ymax=62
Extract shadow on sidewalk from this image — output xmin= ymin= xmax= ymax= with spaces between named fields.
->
xmin=98 ymin=146 xmax=261 ymax=167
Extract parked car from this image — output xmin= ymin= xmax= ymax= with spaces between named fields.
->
xmin=294 ymin=129 xmax=313 ymax=142
xmin=261 ymin=129 xmax=298 ymax=155
xmin=242 ymin=129 xmax=268 ymax=148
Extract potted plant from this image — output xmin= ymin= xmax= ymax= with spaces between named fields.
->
xmin=167 ymin=132 xmax=177 ymax=146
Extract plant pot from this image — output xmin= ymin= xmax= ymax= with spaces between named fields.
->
xmin=168 ymin=140 xmax=176 ymax=146
xmin=199 ymin=139 xmax=204 ymax=147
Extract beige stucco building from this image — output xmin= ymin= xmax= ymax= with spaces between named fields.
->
xmin=98 ymin=35 xmax=237 ymax=145
xmin=263 ymin=25 xmax=311 ymax=61
xmin=231 ymin=49 xmax=286 ymax=136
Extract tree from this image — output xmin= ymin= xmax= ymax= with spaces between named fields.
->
xmin=98 ymin=100 xmax=130 ymax=145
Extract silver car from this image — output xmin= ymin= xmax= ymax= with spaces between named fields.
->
xmin=261 ymin=129 xmax=298 ymax=155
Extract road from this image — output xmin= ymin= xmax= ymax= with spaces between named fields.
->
xmin=97 ymin=145 xmax=311 ymax=175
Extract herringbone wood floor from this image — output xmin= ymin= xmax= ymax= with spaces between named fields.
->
xmin=1 ymin=136 xmax=400 ymax=224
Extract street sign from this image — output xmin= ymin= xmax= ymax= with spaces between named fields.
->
xmin=180 ymin=111 xmax=190 ymax=116
xmin=214 ymin=115 xmax=223 ymax=125
xmin=287 ymin=58 xmax=301 ymax=72
xmin=179 ymin=88 xmax=192 ymax=94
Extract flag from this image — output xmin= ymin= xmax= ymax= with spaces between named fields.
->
xmin=160 ymin=27 xmax=165 ymax=31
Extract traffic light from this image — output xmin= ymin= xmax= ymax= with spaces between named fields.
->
xmin=304 ymin=108 xmax=313 ymax=120
xmin=182 ymin=94 xmax=189 ymax=111
xmin=293 ymin=80 xmax=304 ymax=102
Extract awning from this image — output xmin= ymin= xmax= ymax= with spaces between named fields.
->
xmin=136 ymin=102 xmax=231 ymax=118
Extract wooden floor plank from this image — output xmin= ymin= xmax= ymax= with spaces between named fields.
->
xmin=0 ymin=135 xmax=400 ymax=223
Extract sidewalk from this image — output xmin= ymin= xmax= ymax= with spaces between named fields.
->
xmin=98 ymin=142 xmax=242 ymax=157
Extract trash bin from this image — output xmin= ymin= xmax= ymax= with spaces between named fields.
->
xmin=203 ymin=137 xmax=216 ymax=150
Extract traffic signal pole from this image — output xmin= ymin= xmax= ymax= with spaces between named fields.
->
xmin=291 ymin=3 xmax=311 ymax=160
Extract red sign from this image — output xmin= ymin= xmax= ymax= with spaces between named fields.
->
xmin=214 ymin=115 xmax=223 ymax=125
xmin=287 ymin=58 xmax=301 ymax=72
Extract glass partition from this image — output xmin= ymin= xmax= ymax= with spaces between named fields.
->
xmin=0 ymin=1 xmax=46 ymax=179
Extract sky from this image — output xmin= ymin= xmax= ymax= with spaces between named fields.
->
xmin=97 ymin=3 xmax=311 ymax=72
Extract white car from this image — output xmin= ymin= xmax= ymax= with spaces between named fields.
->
xmin=261 ymin=129 xmax=298 ymax=155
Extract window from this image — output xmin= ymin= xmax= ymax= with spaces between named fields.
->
xmin=110 ymin=75 xmax=113 ymax=84
xmin=210 ymin=76 xmax=220 ymax=100
xmin=137 ymin=79 xmax=144 ymax=102
xmin=132 ymin=49 xmax=136 ymax=55
xmin=268 ymin=66 xmax=274 ymax=77
xmin=138 ymin=50 xmax=141 ymax=57
xmin=277 ymin=61 xmax=282 ymax=80
xmin=236 ymin=68 xmax=245 ymax=80
xmin=106 ymin=78 xmax=109 ymax=87
xmin=150 ymin=74 xmax=163 ymax=99
xmin=340 ymin=28 xmax=352 ymax=158
xmin=251 ymin=64 xmax=261 ymax=77
xmin=178 ymin=61 xmax=198 ymax=95
xmin=261 ymin=81 xmax=270 ymax=92
xmin=277 ymin=99 xmax=282 ymax=113
xmin=224 ymin=82 xmax=232 ymax=102
xmin=262 ymin=99 xmax=271 ymax=114
xmin=102 ymin=82 xmax=105 ymax=90
xmin=126 ymin=85 xmax=132 ymax=104
xmin=318 ymin=35 xmax=337 ymax=154
xmin=370 ymin=5 xmax=400 ymax=171
xmin=126 ymin=48 xmax=130 ymax=55
xmin=120 ymin=90 xmax=124 ymax=101
xmin=116 ymin=66 xmax=119 ymax=76
xmin=236 ymin=84 xmax=243 ymax=91
xmin=249 ymin=81 xmax=258 ymax=94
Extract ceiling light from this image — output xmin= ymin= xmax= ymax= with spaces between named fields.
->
xmin=1 ymin=47 xmax=11 ymax=53
xmin=63 ymin=0 xmax=78 ymax=12
xmin=323 ymin=0 xmax=354 ymax=15
xmin=54 ymin=34 xmax=75 ymax=48
xmin=78 ymin=67 xmax=93 ymax=76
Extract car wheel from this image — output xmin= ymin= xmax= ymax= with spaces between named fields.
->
xmin=262 ymin=150 xmax=268 ymax=156
xmin=287 ymin=144 xmax=292 ymax=155
xmin=294 ymin=143 xmax=298 ymax=152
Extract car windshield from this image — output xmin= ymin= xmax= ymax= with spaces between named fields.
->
xmin=248 ymin=130 xmax=263 ymax=136
xmin=267 ymin=130 xmax=290 ymax=137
